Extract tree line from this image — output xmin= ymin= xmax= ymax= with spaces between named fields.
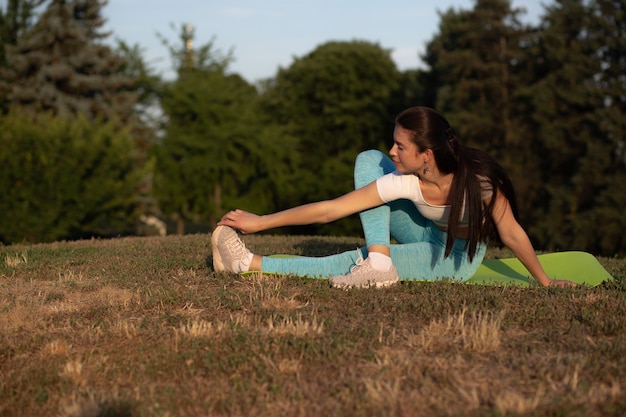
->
xmin=0 ymin=0 xmax=624 ymax=256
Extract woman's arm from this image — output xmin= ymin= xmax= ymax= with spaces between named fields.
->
xmin=218 ymin=180 xmax=385 ymax=234
xmin=490 ymin=192 xmax=575 ymax=287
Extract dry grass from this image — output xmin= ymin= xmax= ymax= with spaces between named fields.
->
xmin=0 ymin=233 xmax=625 ymax=417
xmin=418 ymin=306 xmax=504 ymax=353
xmin=4 ymin=251 xmax=27 ymax=268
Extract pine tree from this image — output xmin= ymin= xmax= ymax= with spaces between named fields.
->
xmin=526 ymin=0 xmax=626 ymax=254
xmin=0 ymin=0 xmax=136 ymax=123
xmin=589 ymin=0 xmax=626 ymax=254
xmin=0 ymin=0 xmax=46 ymax=66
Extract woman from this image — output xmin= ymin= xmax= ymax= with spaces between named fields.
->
xmin=212 ymin=106 xmax=574 ymax=288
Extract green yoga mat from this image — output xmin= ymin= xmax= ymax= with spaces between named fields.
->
xmin=468 ymin=251 xmax=613 ymax=287
xmin=262 ymin=251 xmax=613 ymax=287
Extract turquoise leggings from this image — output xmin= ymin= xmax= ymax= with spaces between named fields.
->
xmin=261 ymin=150 xmax=486 ymax=281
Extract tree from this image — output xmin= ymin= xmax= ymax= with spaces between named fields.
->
xmin=153 ymin=24 xmax=295 ymax=234
xmin=113 ymin=38 xmax=163 ymax=176
xmin=588 ymin=0 xmax=626 ymax=254
xmin=260 ymin=40 xmax=401 ymax=235
xmin=0 ymin=0 xmax=137 ymax=123
xmin=390 ymin=68 xmax=433 ymax=116
xmin=0 ymin=111 xmax=146 ymax=243
xmin=415 ymin=0 xmax=626 ymax=255
xmin=0 ymin=0 xmax=46 ymax=66
xmin=424 ymin=0 xmax=527 ymax=141
xmin=526 ymin=0 xmax=626 ymax=254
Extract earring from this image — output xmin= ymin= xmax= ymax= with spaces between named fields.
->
xmin=423 ymin=165 xmax=430 ymax=174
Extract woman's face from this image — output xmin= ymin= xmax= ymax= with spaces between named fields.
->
xmin=389 ymin=125 xmax=425 ymax=174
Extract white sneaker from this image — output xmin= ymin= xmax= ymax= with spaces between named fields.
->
xmin=211 ymin=226 xmax=251 ymax=273
xmin=329 ymin=255 xmax=400 ymax=289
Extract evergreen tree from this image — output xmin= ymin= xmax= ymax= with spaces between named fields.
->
xmin=424 ymin=0 xmax=526 ymax=143
xmin=421 ymin=0 xmax=625 ymax=254
xmin=0 ymin=0 xmax=46 ymax=66
xmin=527 ymin=0 xmax=626 ymax=254
xmin=260 ymin=40 xmax=400 ymax=235
xmin=0 ymin=0 xmax=137 ymax=123
xmin=588 ymin=0 xmax=626 ymax=254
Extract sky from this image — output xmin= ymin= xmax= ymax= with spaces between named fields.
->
xmin=104 ymin=1 xmax=544 ymax=83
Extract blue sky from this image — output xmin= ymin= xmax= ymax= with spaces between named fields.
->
xmin=32 ymin=1 xmax=547 ymax=83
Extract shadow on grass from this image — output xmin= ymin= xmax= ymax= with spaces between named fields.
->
xmin=293 ymin=238 xmax=361 ymax=257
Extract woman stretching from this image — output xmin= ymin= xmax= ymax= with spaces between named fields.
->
xmin=211 ymin=106 xmax=574 ymax=288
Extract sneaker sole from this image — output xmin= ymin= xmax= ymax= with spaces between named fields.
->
xmin=211 ymin=226 xmax=227 ymax=272
xmin=331 ymin=278 xmax=399 ymax=289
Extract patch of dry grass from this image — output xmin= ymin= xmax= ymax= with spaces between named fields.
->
xmin=0 ymin=234 xmax=624 ymax=417
xmin=4 ymin=250 xmax=27 ymax=268
xmin=418 ymin=306 xmax=504 ymax=353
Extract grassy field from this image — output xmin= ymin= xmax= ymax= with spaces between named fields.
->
xmin=1 ymin=233 xmax=625 ymax=417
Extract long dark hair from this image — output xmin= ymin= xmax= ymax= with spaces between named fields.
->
xmin=395 ymin=106 xmax=520 ymax=261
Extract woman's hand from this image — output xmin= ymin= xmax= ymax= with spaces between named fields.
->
xmin=217 ymin=209 xmax=264 ymax=234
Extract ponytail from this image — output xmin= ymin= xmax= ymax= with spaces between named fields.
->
xmin=396 ymin=107 xmax=520 ymax=261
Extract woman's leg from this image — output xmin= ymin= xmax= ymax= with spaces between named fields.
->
xmin=260 ymin=231 xmax=486 ymax=281
xmin=389 ymin=224 xmax=487 ymax=281
xmin=354 ymin=150 xmax=429 ymax=246
xmin=260 ymin=248 xmax=366 ymax=278
xmin=212 ymin=223 xmax=365 ymax=278
xmin=260 ymin=150 xmax=430 ymax=279
xmin=353 ymin=150 xmax=394 ymax=247
xmin=255 ymin=150 xmax=485 ymax=281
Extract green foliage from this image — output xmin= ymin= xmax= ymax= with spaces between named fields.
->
xmin=153 ymin=27 xmax=296 ymax=232
xmin=0 ymin=0 xmax=46 ymax=66
xmin=157 ymin=22 xmax=234 ymax=74
xmin=421 ymin=0 xmax=626 ymax=255
xmin=523 ymin=0 xmax=626 ymax=254
xmin=0 ymin=111 xmax=147 ymax=243
xmin=261 ymin=40 xmax=401 ymax=235
xmin=390 ymin=68 xmax=433 ymax=114
xmin=266 ymin=40 xmax=400 ymax=154
xmin=0 ymin=0 xmax=138 ymax=124
xmin=114 ymin=39 xmax=163 ymax=155
xmin=155 ymin=70 xmax=257 ymax=225
xmin=583 ymin=0 xmax=626 ymax=254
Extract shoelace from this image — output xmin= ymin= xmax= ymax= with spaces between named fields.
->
xmin=349 ymin=251 xmax=366 ymax=273
xmin=225 ymin=233 xmax=249 ymax=261
xmin=225 ymin=235 xmax=247 ymax=256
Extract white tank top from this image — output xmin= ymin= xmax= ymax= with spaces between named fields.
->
xmin=376 ymin=171 xmax=492 ymax=228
